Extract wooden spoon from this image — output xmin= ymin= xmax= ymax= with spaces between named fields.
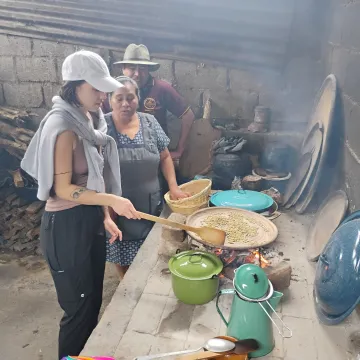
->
xmin=138 ymin=211 xmax=226 ymax=246
xmin=177 ymin=341 xmax=257 ymax=360
xmin=177 ymin=351 xmax=228 ymax=360
xmin=215 ymin=337 xmax=259 ymax=354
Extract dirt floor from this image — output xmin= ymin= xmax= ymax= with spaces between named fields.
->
xmin=0 ymin=250 xmax=119 ymax=360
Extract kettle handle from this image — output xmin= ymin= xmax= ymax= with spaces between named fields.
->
xmin=216 ymin=289 xmax=235 ymax=326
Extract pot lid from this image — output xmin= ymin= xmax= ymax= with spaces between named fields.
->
xmin=295 ymin=75 xmax=337 ymax=214
xmin=283 ymin=152 xmax=312 ymax=208
xmin=306 ymin=190 xmax=348 ymax=262
xmin=289 ymin=123 xmax=323 ymax=209
xmin=314 ymin=220 xmax=360 ymax=325
xmin=168 ymin=250 xmax=223 ymax=280
xmin=234 ymin=264 xmax=270 ymax=300
xmin=341 ymin=210 xmax=360 ymax=225
xmin=210 ymin=190 xmax=274 ymax=212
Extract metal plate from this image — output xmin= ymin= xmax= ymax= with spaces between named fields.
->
xmin=185 ymin=206 xmax=278 ymax=250
xmin=283 ymin=153 xmax=312 ymax=208
xmin=306 ymin=190 xmax=349 ymax=262
xmin=296 ymin=75 xmax=338 ymax=214
xmin=287 ymin=123 xmax=323 ymax=208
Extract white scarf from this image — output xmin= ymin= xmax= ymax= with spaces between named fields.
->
xmin=21 ymin=96 xmax=121 ymax=201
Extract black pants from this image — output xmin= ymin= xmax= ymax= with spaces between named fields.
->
xmin=40 ymin=205 xmax=106 ymax=360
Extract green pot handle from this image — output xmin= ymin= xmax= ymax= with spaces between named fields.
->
xmin=189 ymin=253 xmax=203 ymax=263
xmin=216 ymin=289 xmax=235 ymax=326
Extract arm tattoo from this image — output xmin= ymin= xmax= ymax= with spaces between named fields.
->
xmin=70 ymin=187 xmax=88 ymax=199
xmin=54 ymin=171 xmax=71 ymax=176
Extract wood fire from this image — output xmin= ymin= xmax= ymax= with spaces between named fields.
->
xmin=245 ymin=249 xmax=270 ymax=268
xmin=214 ymin=248 xmax=270 ymax=269
xmin=214 ymin=248 xmax=237 ymax=266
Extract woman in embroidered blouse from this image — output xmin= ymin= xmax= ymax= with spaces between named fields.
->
xmin=105 ymin=76 xmax=188 ymax=278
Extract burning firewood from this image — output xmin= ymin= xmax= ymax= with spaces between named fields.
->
xmin=221 ymin=256 xmax=292 ymax=291
xmin=245 ymin=249 xmax=270 ymax=268
xmin=209 ymin=245 xmax=292 ymax=291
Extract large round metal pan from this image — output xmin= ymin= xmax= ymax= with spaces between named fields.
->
xmin=283 ymin=152 xmax=312 ymax=208
xmin=185 ymin=207 xmax=278 ymax=250
xmin=306 ymin=190 xmax=348 ymax=262
xmin=296 ymin=75 xmax=338 ymax=213
xmin=314 ymin=219 xmax=360 ymax=325
xmin=287 ymin=123 xmax=323 ymax=208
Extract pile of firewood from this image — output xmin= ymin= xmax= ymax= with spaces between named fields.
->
xmin=0 ymin=187 xmax=43 ymax=253
xmin=0 ymin=106 xmax=36 ymax=160
xmin=0 ymin=106 xmax=43 ymax=254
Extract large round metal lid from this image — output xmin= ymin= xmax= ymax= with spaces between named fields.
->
xmin=234 ymin=264 xmax=270 ymax=300
xmin=283 ymin=152 xmax=312 ymax=208
xmin=296 ymin=75 xmax=337 ymax=214
xmin=314 ymin=219 xmax=360 ymax=325
xmin=306 ymin=190 xmax=348 ymax=262
xmin=341 ymin=210 xmax=360 ymax=225
xmin=168 ymin=250 xmax=223 ymax=280
xmin=288 ymin=123 xmax=323 ymax=209
xmin=210 ymin=190 xmax=274 ymax=212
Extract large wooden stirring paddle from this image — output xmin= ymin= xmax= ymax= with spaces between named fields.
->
xmin=138 ymin=211 xmax=226 ymax=246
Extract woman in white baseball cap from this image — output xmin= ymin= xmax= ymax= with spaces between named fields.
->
xmin=21 ymin=50 xmax=140 ymax=359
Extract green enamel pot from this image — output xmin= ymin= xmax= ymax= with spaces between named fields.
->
xmin=168 ymin=250 xmax=223 ymax=305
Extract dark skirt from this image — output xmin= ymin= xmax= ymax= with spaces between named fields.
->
xmin=106 ymin=238 xmax=145 ymax=266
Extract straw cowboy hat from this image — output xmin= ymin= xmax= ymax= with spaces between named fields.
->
xmin=114 ymin=44 xmax=160 ymax=71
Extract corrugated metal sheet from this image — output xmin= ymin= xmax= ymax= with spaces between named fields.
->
xmin=0 ymin=0 xmax=295 ymax=70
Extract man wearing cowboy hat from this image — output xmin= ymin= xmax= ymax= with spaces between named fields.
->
xmin=105 ymin=44 xmax=195 ymax=160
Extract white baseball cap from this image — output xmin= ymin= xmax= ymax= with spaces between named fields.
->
xmin=62 ymin=50 xmax=123 ymax=92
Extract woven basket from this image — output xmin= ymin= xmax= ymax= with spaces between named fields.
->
xmin=166 ymin=200 xmax=209 ymax=215
xmin=164 ymin=179 xmax=212 ymax=214
xmin=165 ymin=179 xmax=212 ymax=205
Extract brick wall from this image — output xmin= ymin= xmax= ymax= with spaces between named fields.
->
xmin=0 ymin=0 xmax=324 ymax=132
xmin=0 ymin=35 xmax=263 ymax=127
xmin=0 ymin=36 xmax=112 ymax=126
xmin=323 ymin=0 xmax=360 ymax=209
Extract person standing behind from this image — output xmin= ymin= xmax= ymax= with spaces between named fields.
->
xmin=105 ymin=76 xmax=189 ymax=279
xmin=21 ymin=50 xmax=139 ymax=359
xmin=103 ymin=44 xmax=195 ymax=161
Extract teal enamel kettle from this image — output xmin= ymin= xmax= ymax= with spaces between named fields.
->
xmin=216 ymin=264 xmax=292 ymax=358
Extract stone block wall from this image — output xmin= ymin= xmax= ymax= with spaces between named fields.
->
xmin=0 ymin=36 xmax=110 ymax=126
xmin=323 ymin=0 xmax=360 ymax=209
xmin=111 ymin=50 xmax=296 ymax=129
xmin=0 ymin=8 xmax=324 ymax=132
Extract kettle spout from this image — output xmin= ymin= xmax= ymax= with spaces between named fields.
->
xmin=268 ymin=291 xmax=283 ymax=310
